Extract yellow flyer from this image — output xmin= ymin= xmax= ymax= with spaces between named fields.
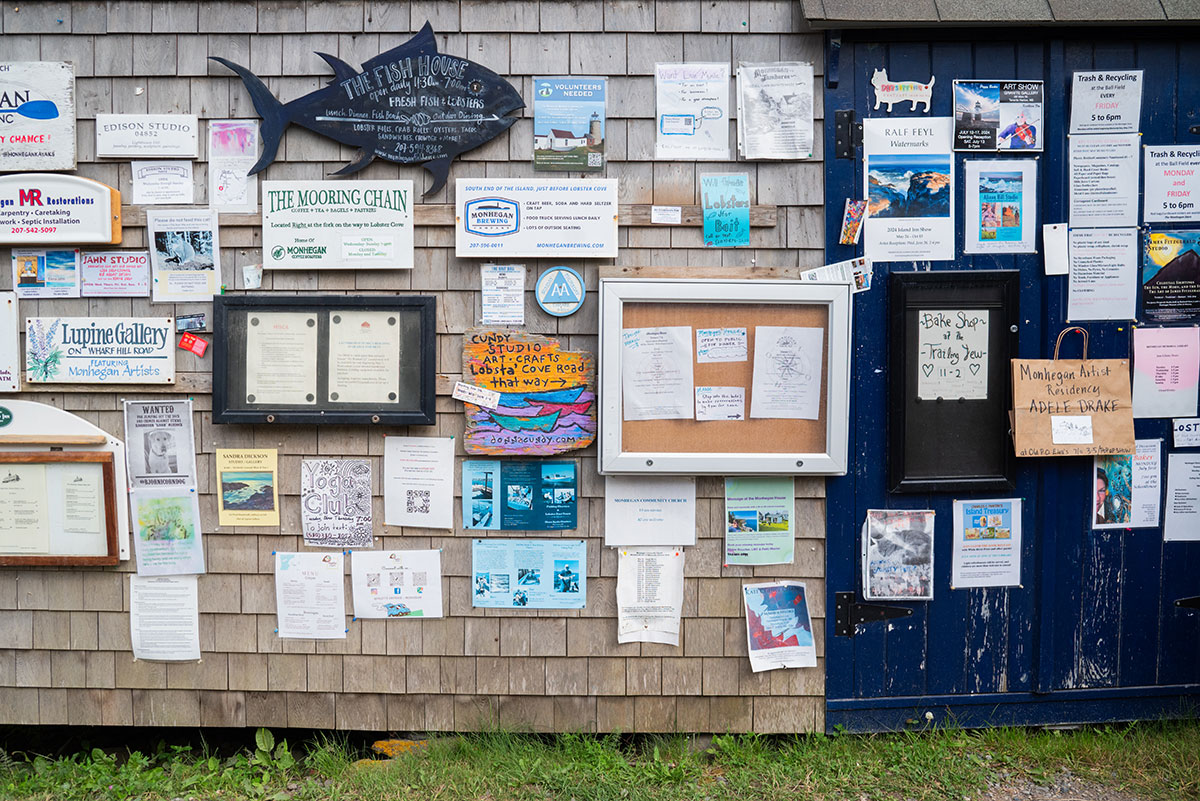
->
xmin=216 ymin=449 xmax=280 ymax=527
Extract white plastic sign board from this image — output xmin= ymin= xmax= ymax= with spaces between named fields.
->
xmin=95 ymin=114 xmax=199 ymax=158
xmin=262 ymin=180 xmax=413 ymax=270
xmin=0 ymin=62 xmax=75 ymax=171
xmin=456 ymin=178 xmax=618 ymax=259
xmin=0 ymin=174 xmax=120 ymax=245
xmin=0 ymin=292 xmax=18 ymax=391
xmin=25 ymin=316 xmax=174 ymax=384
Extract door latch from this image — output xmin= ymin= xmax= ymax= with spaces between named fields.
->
xmin=835 ymin=591 xmax=913 ymax=637
xmin=1175 ymin=595 xmax=1200 ymax=609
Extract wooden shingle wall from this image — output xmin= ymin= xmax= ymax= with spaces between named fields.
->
xmin=0 ymin=0 xmax=826 ymax=733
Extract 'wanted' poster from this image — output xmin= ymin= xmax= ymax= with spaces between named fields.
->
xmin=863 ymin=118 xmax=955 ymax=262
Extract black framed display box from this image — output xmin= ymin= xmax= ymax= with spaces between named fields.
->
xmin=213 ymin=295 xmax=436 ymax=425
xmin=888 ymin=271 xmax=1020 ymax=494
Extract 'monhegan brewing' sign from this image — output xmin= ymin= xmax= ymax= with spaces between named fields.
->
xmin=262 ymin=180 xmax=413 ymax=269
xmin=0 ymin=62 xmax=75 ymax=171
xmin=25 ymin=317 xmax=174 ymax=384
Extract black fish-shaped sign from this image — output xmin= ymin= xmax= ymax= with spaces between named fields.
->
xmin=210 ymin=22 xmax=523 ymax=195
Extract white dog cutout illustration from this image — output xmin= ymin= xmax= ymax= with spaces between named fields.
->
xmin=871 ymin=68 xmax=935 ymax=113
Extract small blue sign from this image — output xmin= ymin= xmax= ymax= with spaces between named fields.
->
xmin=701 ymin=173 xmax=751 ymax=247
xmin=464 ymin=197 xmax=520 ymax=236
xmin=535 ymin=266 xmax=585 ymax=317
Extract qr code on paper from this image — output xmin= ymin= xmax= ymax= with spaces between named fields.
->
xmin=587 ymin=151 xmax=603 ymax=168
xmin=406 ymin=489 xmax=430 ymax=515
xmin=411 ymin=572 xmax=427 ymax=585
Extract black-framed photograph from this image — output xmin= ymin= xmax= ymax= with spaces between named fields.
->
xmin=213 ymin=295 xmax=436 ymax=426
xmin=888 ymin=271 xmax=1020 ymax=493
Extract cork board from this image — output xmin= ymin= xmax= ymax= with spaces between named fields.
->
xmin=620 ymin=302 xmax=829 ymax=454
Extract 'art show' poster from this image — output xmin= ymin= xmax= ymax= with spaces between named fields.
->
xmin=863 ymin=118 xmax=955 ymax=263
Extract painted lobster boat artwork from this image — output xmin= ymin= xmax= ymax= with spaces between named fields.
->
xmin=462 ymin=329 xmax=597 ymax=456
xmin=210 ymin=22 xmax=524 ymax=195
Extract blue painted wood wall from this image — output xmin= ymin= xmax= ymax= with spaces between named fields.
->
xmin=825 ymin=30 xmax=1200 ymax=731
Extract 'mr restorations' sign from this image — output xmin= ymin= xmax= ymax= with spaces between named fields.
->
xmin=0 ymin=174 xmax=121 ymax=245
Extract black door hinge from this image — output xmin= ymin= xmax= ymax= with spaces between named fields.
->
xmin=835 ymin=110 xmax=862 ymax=160
xmin=835 ymin=591 xmax=913 ymax=637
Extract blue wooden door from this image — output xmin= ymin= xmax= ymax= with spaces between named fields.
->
xmin=824 ymin=30 xmax=1200 ymax=731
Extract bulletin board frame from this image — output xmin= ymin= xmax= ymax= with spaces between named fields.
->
xmin=888 ymin=270 xmax=1020 ymax=494
xmin=599 ymin=279 xmax=852 ymax=475
xmin=212 ymin=295 xmax=436 ymax=426
xmin=0 ymin=451 xmax=119 ymax=566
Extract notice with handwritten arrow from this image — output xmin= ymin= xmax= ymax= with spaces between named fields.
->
xmin=916 ymin=309 xmax=989 ymax=401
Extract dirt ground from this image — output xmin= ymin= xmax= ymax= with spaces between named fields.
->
xmin=980 ymin=770 xmax=1150 ymax=801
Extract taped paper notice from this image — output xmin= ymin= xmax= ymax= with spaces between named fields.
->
xmin=1051 ymin=414 xmax=1093 ymax=444
xmin=651 ymin=206 xmax=682 ymax=224
xmin=453 ymin=382 xmax=500 ymax=409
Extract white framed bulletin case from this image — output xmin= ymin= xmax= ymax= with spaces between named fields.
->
xmin=599 ymin=279 xmax=852 ymax=474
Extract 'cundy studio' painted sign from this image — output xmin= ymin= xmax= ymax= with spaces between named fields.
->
xmin=26 ymin=317 xmax=174 ymax=384
xmin=210 ymin=22 xmax=523 ymax=195
xmin=0 ymin=62 xmax=75 ymax=171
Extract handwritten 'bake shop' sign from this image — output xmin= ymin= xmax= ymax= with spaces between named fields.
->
xmin=26 ymin=317 xmax=174 ymax=384
xmin=95 ymin=114 xmax=199 ymax=158
xmin=0 ymin=62 xmax=75 ymax=171
xmin=0 ymin=174 xmax=121 ymax=245
xmin=211 ymin=22 xmax=523 ymax=195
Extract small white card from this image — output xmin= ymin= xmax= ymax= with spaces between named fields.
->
xmin=695 ymin=327 xmax=747 ymax=363
xmin=1174 ymin=418 xmax=1200 ymax=448
xmin=1043 ymin=223 xmax=1068 ymax=275
xmin=695 ymin=386 xmax=745 ymax=421
xmin=651 ymin=205 xmax=682 ymax=224
xmin=1051 ymin=414 xmax=1093 ymax=444
xmin=453 ymin=381 xmax=500 ymax=409
xmin=132 ymin=161 xmax=194 ymax=205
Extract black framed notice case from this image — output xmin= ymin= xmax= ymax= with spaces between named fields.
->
xmin=213 ymin=295 xmax=436 ymax=425
xmin=889 ymin=271 xmax=1020 ymax=493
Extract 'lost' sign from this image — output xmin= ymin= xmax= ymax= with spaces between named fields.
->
xmin=0 ymin=62 xmax=75 ymax=171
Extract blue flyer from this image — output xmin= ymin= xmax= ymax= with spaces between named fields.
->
xmin=701 ymin=173 xmax=750 ymax=247
xmin=463 ymin=459 xmax=577 ymax=531
xmin=533 ymin=76 xmax=606 ymax=171
xmin=472 ymin=538 xmax=587 ymax=609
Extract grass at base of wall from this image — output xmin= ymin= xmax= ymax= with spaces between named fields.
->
xmin=0 ymin=720 xmax=1196 ymax=801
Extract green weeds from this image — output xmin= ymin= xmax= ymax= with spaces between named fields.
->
xmin=0 ymin=720 xmax=1195 ymax=800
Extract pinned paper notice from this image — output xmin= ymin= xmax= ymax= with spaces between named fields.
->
xmin=695 ymin=327 xmax=747 ymax=363
xmin=178 ymin=332 xmax=208 ymax=357
xmin=453 ymin=382 xmax=500 ymax=409
xmin=695 ymin=386 xmax=745 ymax=421
xmin=1051 ymin=414 xmax=1093 ymax=444
xmin=1174 ymin=418 xmax=1200 ymax=448
xmin=651 ymin=205 xmax=682 ymax=224
xmin=243 ymin=263 xmax=263 ymax=289
xmin=1043 ymin=224 xmax=1068 ymax=275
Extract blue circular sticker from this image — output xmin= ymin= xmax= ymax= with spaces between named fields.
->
xmin=535 ymin=266 xmax=585 ymax=317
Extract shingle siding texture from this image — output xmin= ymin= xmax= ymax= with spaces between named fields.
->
xmin=0 ymin=0 xmax=825 ymax=733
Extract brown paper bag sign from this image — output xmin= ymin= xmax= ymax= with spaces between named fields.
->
xmin=1011 ymin=327 xmax=1134 ymax=457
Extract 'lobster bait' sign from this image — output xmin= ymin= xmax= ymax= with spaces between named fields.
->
xmin=26 ymin=317 xmax=175 ymax=384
